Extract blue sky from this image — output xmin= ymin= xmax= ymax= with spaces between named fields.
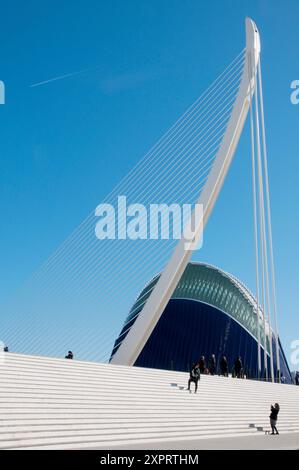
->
xmin=0 ymin=1 xmax=298 ymax=365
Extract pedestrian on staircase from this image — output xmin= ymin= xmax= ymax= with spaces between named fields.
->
xmin=269 ymin=403 xmax=280 ymax=435
xmin=198 ymin=356 xmax=206 ymax=374
xmin=220 ymin=355 xmax=228 ymax=377
xmin=234 ymin=356 xmax=243 ymax=378
xmin=187 ymin=363 xmax=201 ymax=393
xmin=209 ymin=354 xmax=216 ymax=375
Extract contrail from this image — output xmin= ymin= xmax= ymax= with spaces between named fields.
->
xmin=29 ymin=68 xmax=94 ymax=88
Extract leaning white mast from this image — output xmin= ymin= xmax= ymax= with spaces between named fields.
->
xmin=111 ymin=18 xmax=261 ymax=367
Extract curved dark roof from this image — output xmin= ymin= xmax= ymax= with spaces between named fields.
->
xmin=126 ymin=262 xmax=270 ymax=350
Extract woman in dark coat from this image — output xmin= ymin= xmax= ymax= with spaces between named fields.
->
xmin=269 ymin=403 xmax=280 ymax=435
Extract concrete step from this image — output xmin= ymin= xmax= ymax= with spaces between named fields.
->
xmin=1 ymin=416 xmax=298 ymax=426
xmin=0 ymin=353 xmax=298 ymax=449
xmin=0 ymin=427 xmax=260 ymax=450
xmin=0 ymin=420 xmax=297 ymax=434
xmin=28 ymin=429 xmax=296 ymax=450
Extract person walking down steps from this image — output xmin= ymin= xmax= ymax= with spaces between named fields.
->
xmin=187 ymin=363 xmax=201 ymax=393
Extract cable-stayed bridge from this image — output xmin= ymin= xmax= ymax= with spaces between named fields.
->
xmin=0 ymin=18 xmax=282 ymax=384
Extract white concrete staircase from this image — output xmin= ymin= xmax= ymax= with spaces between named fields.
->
xmin=0 ymin=353 xmax=298 ymax=449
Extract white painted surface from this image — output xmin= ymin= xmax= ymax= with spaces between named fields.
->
xmin=0 ymin=353 xmax=298 ymax=449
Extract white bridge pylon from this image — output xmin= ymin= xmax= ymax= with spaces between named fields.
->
xmin=111 ymin=19 xmax=276 ymax=375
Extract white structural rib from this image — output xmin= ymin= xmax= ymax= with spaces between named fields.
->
xmin=111 ymin=18 xmax=261 ymax=366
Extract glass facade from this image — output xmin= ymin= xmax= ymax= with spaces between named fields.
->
xmin=111 ymin=263 xmax=292 ymax=383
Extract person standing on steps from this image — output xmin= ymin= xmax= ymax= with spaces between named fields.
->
xmin=269 ymin=403 xmax=280 ymax=435
xmin=234 ymin=356 xmax=243 ymax=378
xmin=187 ymin=363 xmax=201 ymax=393
xmin=220 ymin=355 xmax=228 ymax=377
xmin=209 ymin=354 xmax=216 ymax=375
xmin=198 ymin=356 xmax=206 ymax=374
